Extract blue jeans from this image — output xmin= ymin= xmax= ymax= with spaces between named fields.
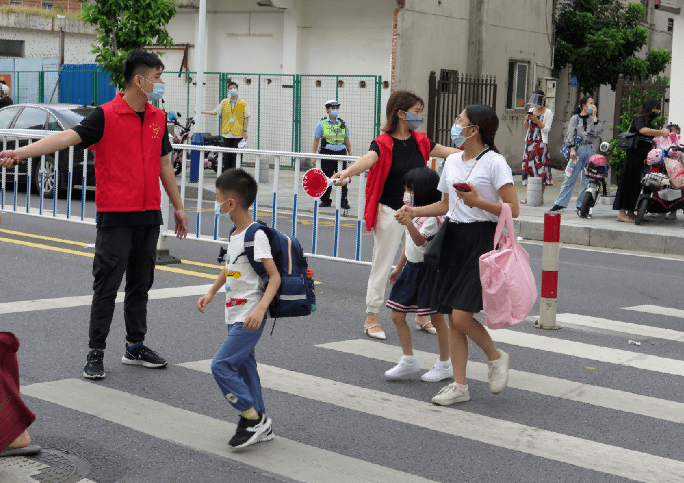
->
xmin=553 ymin=144 xmax=595 ymax=209
xmin=211 ymin=321 xmax=265 ymax=413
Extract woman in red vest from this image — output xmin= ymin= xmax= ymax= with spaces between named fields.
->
xmin=333 ymin=91 xmax=458 ymax=339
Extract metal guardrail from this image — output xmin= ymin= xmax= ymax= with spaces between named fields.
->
xmin=1 ymin=131 xmax=369 ymax=265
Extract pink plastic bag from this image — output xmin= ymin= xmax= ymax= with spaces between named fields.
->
xmin=664 ymin=157 xmax=684 ymax=189
xmin=479 ymin=203 xmax=537 ymax=330
xmin=654 ymin=132 xmax=681 ymax=160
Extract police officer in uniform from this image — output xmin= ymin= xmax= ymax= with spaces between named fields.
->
xmin=313 ymin=99 xmax=351 ymax=209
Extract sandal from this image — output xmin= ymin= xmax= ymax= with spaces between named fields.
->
xmin=364 ymin=323 xmax=386 ymax=340
xmin=520 ymin=199 xmax=527 ymax=205
xmin=416 ymin=319 xmax=437 ymax=334
xmin=1 ymin=445 xmax=41 ymax=457
xmin=617 ymin=216 xmax=634 ymax=223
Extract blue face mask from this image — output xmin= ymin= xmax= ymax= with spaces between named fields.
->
xmin=450 ymin=123 xmax=475 ymax=148
xmin=215 ymin=200 xmax=231 ymax=221
xmin=229 ymin=88 xmax=238 ymax=97
xmin=141 ymin=77 xmax=165 ymax=101
xmin=403 ymin=111 xmax=423 ymax=131
xmin=587 ymin=105 xmax=594 ymax=114
xmin=330 ymin=109 xmax=339 ymax=118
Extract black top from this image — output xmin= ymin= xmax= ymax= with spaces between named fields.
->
xmin=631 ymin=115 xmax=655 ymax=149
xmin=0 ymin=97 xmax=13 ymax=108
xmin=73 ymin=107 xmax=172 ymax=228
xmin=369 ymin=136 xmax=437 ymax=210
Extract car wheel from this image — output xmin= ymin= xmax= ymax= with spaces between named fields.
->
xmin=32 ymin=155 xmax=58 ymax=199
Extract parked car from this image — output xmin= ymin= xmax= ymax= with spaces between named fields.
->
xmin=0 ymin=103 xmax=97 ymax=198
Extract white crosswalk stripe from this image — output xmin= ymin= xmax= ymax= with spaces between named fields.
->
xmin=624 ymin=304 xmax=684 ymax=319
xmin=550 ymin=313 xmax=684 ymax=342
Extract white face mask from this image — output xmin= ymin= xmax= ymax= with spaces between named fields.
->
xmin=214 ymin=200 xmax=232 ymax=221
xmin=402 ymin=191 xmax=414 ymax=207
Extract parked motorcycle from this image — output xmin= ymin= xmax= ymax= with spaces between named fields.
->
xmin=168 ymin=112 xmax=195 ymax=175
xmin=578 ymin=140 xmax=611 ymax=218
xmin=634 ymin=145 xmax=684 ymax=225
xmin=200 ymin=132 xmax=224 ymax=172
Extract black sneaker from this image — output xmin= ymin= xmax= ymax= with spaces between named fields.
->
xmin=228 ymin=413 xmax=273 ymax=449
xmin=84 ymin=350 xmax=105 ymax=379
xmin=122 ymin=343 xmax=168 ymax=368
xmin=319 ymin=199 xmax=332 ymax=208
xmin=549 ymin=204 xmax=564 ymax=212
xmin=576 ymin=208 xmax=585 ymax=218
xmin=341 ymin=200 xmax=351 ymax=210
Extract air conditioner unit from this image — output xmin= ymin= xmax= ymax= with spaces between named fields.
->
xmin=256 ymin=0 xmax=294 ymax=8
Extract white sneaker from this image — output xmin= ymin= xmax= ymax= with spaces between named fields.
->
xmin=385 ymin=357 xmax=421 ymax=380
xmin=666 ymin=211 xmax=677 ymax=220
xmin=421 ymin=360 xmax=453 ymax=382
xmin=488 ymin=350 xmax=509 ymax=394
xmin=431 ymin=382 xmax=470 ymax=405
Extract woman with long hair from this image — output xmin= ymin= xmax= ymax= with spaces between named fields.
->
xmin=398 ymin=104 xmax=519 ymax=405
xmin=333 ymin=91 xmax=458 ymax=340
xmin=549 ymin=96 xmax=603 ymax=217
xmin=612 ymin=98 xmax=669 ymax=222
xmin=521 ymin=90 xmax=554 ymax=203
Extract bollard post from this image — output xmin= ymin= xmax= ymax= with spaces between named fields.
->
xmin=536 ymin=211 xmax=562 ymax=330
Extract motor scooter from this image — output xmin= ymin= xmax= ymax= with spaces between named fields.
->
xmin=578 ymin=140 xmax=611 ymax=218
xmin=634 ymin=145 xmax=684 ymax=225
xmin=167 ymin=112 xmax=195 ymax=175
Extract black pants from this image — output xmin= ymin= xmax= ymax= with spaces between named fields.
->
xmin=320 ymin=147 xmax=348 ymax=203
xmin=222 ymin=137 xmax=240 ymax=172
xmin=89 ymin=224 xmax=160 ymax=350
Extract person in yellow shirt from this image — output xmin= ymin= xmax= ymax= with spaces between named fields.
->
xmin=201 ymin=81 xmax=250 ymax=172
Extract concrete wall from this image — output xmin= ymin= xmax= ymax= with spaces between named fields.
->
xmin=667 ymin=1 xmax=684 ymax=126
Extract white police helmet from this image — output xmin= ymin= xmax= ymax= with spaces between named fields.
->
xmin=325 ymin=99 xmax=340 ymax=109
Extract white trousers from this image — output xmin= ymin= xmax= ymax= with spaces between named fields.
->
xmin=366 ymin=204 xmax=405 ymax=314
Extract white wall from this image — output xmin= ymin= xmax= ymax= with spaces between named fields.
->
xmin=668 ymin=1 xmax=684 ymax=125
xmin=0 ymin=29 xmax=95 ymax=64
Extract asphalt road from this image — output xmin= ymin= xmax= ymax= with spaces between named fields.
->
xmin=1 ymin=205 xmax=684 ymax=483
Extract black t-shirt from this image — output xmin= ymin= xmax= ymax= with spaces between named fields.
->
xmin=73 ymin=107 xmax=172 ymax=228
xmin=631 ymin=116 xmax=655 ymax=149
xmin=369 ymin=136 xmax=437 ymax=209
xmin=0 ymin=97 xmax=13 ymax=108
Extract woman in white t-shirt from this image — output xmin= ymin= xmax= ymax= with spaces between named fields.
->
xmin=398 ymin=105 xmax=519 ymax=406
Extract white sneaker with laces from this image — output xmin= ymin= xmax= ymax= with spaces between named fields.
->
xmin=421 ymin=360 xmax=453 ymax=382
xmin=431 ymin=382 xmax=470 ymax=405
xmin=385 ymin=357 xmax=421 ymax=380
xmin=488 ymin=350 xmax=510 ymax=394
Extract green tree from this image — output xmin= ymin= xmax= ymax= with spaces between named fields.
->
xmin=81 ymin=0 xmax=177 ymax=91
xmin=552 ymin=0 xmax=671 ymax=94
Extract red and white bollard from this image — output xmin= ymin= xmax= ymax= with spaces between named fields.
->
xmin=538 ymin=211 xmax=562 ymax=329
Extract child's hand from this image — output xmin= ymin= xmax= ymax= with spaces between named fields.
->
xmin=389 ymin=267 xmax=402 ymax=285
xmin=197 ymin=293 xmax=213 ymax=313
xmin=243 ymin=308 xmax=266 ymax=332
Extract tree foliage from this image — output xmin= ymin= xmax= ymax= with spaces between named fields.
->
xmin=552 ymin=0 xmax=671 ymax=93
xmin=81 ymin=0 xmax=177 ymax=91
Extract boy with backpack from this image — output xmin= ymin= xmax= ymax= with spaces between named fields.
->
xmin=197 ymin=168 xmax=281 ymax=449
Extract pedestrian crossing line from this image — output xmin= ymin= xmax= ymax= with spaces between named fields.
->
xmin=624 ymin=305 xmax=684 ymax=319
xmin=487 ymin=328 xmax=684 ymax=377
xmin=0 ymin=284 xmax=219 ymax=315
xmin=20 ymin=379 xmax=436 ymax=483
xmin=317 ymin=339 xmax=684 ymax=425
xmin=551 ymin=313 xmax=684 ymax=342
xmin=178 ymin=359 xmax=684 ymax=483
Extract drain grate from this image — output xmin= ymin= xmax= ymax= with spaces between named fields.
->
xmin=28 ymin=449 xmax=91 ymax=483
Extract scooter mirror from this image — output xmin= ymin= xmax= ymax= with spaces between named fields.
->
xmin=176 ymin=112 xmax=182 ymax=118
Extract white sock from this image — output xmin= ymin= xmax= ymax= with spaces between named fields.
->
xmin=401 ymin=355 xmax=418 ymax=363
xmin=437 ymin=359 xmax=451 ymax=368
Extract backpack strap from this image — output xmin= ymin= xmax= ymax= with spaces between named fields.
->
xmin=240 ymin=222 xmax=268 ymax=278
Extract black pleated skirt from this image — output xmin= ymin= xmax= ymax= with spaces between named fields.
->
xmin=431 ymin=221 xmax=497 ymax=315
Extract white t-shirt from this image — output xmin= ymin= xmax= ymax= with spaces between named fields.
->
xmin=438 ymin=149 xmax=514 ymax=223
xmin=405 ymin=216 xmax=440 ymax=263
xmin=224 ymin=224 xmax=272 ymax=324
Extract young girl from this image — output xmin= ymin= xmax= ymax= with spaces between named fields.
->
xmin=398 ymin=105 xmax=518 ymax=405
xmin=384 ymin=168 xmax=452 ymax=383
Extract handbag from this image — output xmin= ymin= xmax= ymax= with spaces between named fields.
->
xmin=423 ymin=148 xmax=490 ymax=268
xmin=479 ymin=203 xmax=537 ymax=330
xmin=616 ymin=132 xmax=639 ymax=150
xmin=560 ymin=116 xmax=581 ymax=160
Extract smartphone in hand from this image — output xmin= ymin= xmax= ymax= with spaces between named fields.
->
xmin=453 ymin=182 xmax=471 ymax=192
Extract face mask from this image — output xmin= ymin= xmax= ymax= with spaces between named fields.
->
xmin=650 ymin=111 xmax=659 ymax=119
xmin=403 ymin=111 xmax=423 ymax=131
xmin=214 ymin=200 xmax=232 ymax=221
xmin=141 ymin=77 xmax=165 ymax=101
xmin=586 ymin=105 xmax=594 ymax=115
xmin=330 ymin=109 xmax=339 ymax=118
xmin=229 ymin=88 xmax=238 ymax=96
xmin=402 ymin=192 xmax=414 ymax=207
xmin=450 ymin=123 xmax=475 ymax=148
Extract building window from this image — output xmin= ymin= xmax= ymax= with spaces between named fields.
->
xmin=9 ymin=0 xmax=23 ymax=5
xmin=507 ymin=61 xmax=528 ymax=109
xmin=0 ymin=40 xmax=24 ymax=57
xmin=42 ymin=0 xmax=54 ymax=9
xmin=668 ymin=18 xmax=674 ymax=32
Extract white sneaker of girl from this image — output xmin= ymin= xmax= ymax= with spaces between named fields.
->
xmin=385 ymin=355 xmax=421 ymax=380
xmin=421 ymin=359 xmax=453 ymax=382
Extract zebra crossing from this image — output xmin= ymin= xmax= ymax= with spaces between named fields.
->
xmin=8 ymin=294 xmax=683 ymax=483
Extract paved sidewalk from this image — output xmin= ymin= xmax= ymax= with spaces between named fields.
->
xmin=178 ymin=166 xmax=684 ymax=256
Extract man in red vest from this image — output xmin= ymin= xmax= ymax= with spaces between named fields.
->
xmin=0 ymin=50 xmax=189 ymax=380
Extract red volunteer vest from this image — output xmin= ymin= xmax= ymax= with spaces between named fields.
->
xmin=364 ymin=130 xmax=431 ymax=231
xmin=93 ymin=93 xmax=165 ymax=212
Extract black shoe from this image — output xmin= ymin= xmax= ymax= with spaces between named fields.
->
xmin=122 ymin=343 xmax=168 ymax=368
xmin=319 ymin=199 xmax=332 ymax=208
xmin=229 ymin=413 xmax=273 ymax=449
xmin=341 ymin=200 xmax=351 ymax=210
xmin=84 ymin=350 xmax=105 ymax=379
xmin=549 ymin=204 xmax=564 ymax=212
xmin=576 ymin=208 xmax=585 ymax=218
